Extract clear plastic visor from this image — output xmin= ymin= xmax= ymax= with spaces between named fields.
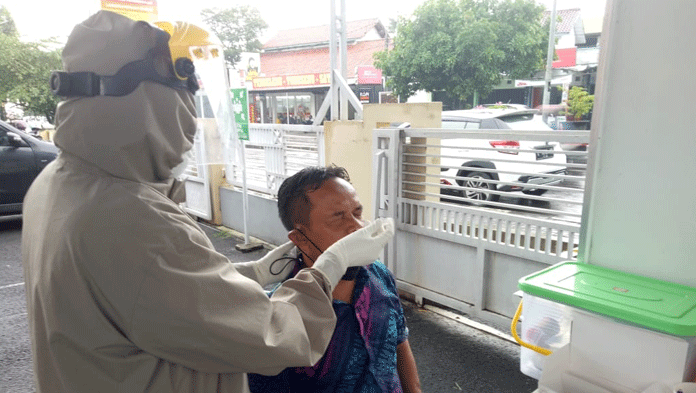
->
xmin=186 ymin=45 xmax=238 ymax=171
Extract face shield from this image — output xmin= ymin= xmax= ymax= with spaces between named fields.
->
xmin=155 ymin=21 xmax=238 ymax=171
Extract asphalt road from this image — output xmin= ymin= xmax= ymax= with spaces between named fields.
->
xmin=1 ymin=218 xmax=536 ymax=392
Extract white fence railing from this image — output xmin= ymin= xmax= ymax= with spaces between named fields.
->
xmin=373 ymin=127 xmax=591 ymax=326
xmin=226 ymin=124 xmax=325 ymax=196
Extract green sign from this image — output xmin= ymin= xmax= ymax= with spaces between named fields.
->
xmin=230 ymin=88 xmax=249 ymax=140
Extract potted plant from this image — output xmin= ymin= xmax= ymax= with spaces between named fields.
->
xmin=564 ymin=86 xmax=594 ymax=121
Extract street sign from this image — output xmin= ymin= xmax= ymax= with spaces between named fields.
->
xmin=230 ymin=88 xmax=249 ymax=141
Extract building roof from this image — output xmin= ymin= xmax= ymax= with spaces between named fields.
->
xmin=263 ymin=18 xmax=386 ymax=50
xmin=542 ymin=8 xmax=582 ymax=33
xmin=259 ymin=39 xmax=389 ymax=78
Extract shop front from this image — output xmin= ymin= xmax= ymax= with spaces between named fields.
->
xmin=248 ymin=66 xmax=384 ymax=124
xmin=248 ymin=72 xmax=330 ymax=124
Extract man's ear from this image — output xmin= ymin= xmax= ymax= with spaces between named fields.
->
xmin=288 ymin=227 xmax=307 ymax=248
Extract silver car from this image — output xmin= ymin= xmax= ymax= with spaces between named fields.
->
xmin=440 ymin=108 xmax=567 ymax=203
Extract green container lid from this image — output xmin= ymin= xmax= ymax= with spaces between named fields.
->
xmin=518 ymin=262 xmax=696 ymax=336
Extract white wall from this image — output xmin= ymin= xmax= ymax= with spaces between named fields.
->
xmin=219 ymin=188 xmax=288 ymax=246
xmin=556 ymin=33 xmax=576 ymax=49
xmin=580 ymin=0 xmax=696 ymax=287
xmin=405 ymin=90 xmax=433 ymax=103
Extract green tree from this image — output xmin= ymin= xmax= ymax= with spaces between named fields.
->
xmin=0 ymin=8 xmax=62 ymax=123
xmin=0 ymin=6 xmax=18 ymax=37
xmin=201 ymin=6 xmax=268 ymax=65
xmin=11 ymin=40 xmax=62 ymax=123
xmin=374 ymin=0 xmax=548 ymax=103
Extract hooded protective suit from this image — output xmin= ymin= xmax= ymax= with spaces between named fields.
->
xmin=21 ymin=11 xmax=337 ymax=392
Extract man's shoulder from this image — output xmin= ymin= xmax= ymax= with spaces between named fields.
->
xmin=365 ymin=261 xmax=396 ymax=286
xmin=366 ymin=261 xmax=390 ymax=275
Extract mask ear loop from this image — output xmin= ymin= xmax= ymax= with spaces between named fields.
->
xmin=295 ymin=229 xmax=324 ymax=264
xmin=269 ymin=257 xmax=298 ymax=276
xmin=296 ymin=229 xmax=361 ymax=281
xmin=267 ymin=229 xmax=322 ymax=277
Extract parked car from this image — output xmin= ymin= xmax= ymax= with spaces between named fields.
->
xmin=23 ymin=115 xmax=54 ymax=130
xmin=9 ymin=119 xmax=44 ymax=140
xmin=480 ymin=103 xmax=533 ymax=111
xmin=440 ymin=108 xmax=567 ymax=203
xmin=554 ymin=118 xmax=590 ymax=154
xmin=0 ymin=120 xmax=59 ymax=215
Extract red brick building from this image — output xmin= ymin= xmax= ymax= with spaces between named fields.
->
xmin=247 ymin=19 xmax=390 ymax=124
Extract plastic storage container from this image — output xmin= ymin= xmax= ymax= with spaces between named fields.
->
xmin=518 ymin=262 xmax=696 ymax=390
xmin=519 ymin=293 xmax=572 ymax=379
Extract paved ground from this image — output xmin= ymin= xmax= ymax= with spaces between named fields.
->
xmin=1 ymin=218 xmax=537 ymax=392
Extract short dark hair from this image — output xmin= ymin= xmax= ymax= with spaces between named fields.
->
xmin=277 ymin=165 xmax=350 ymax=231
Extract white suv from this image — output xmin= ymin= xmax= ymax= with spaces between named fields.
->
xmin=439 ymin=108 xmax=567 ymax=203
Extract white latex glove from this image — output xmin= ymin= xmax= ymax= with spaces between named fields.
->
xmin=313 ymin=217 xmax=395 ymax=288
xmin=234 ymin=241 xmax=297 ymax=287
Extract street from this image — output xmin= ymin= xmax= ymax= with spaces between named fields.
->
xmin=1 ymin=218 xmax=536 ymax=392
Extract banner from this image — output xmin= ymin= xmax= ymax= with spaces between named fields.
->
xmin=101 ymin=0 xmax=158 ymax=22
xmin=251 ymin=72 xmax=331 ymax=89
xmin=230 ymin=88 xmax=249 ymax=141
xmin=357 ymin=66 xmax=382 ymax=85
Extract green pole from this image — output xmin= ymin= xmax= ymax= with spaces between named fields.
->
xmin=473 ymin=91 xmax=479 ymax=107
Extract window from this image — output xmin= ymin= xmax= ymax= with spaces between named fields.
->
xmin=442 ymin=120 xmax=481 ymax=130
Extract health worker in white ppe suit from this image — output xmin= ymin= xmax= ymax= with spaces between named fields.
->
xmin=21 ymin=10 xmax=394 ymax=393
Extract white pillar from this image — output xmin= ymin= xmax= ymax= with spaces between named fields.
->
xmin=579 ymin=0 xmax=696 ymax=287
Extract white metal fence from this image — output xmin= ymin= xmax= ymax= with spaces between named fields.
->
xmin=226 ymin=124 xmax=325 ymax=196
xmin=373 ymin=127 xmax=591 ymax=326
xmin=181 ymin=123 xmax=212 ymax=220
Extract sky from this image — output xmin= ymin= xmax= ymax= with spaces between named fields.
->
xmin=1 ymin=0 xmax=607 ymax=43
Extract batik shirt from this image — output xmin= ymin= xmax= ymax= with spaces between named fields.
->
xmin=248 ymin=261 xmax=409 ymax=393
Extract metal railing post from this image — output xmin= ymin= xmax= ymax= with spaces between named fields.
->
xmin=372 ymin=127 xmax=402 ymax=271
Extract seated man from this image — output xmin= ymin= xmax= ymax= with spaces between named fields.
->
xmin=248 ymin=166 xmax=421 ymax=393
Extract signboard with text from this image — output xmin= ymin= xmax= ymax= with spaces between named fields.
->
xmin=359 ymin=87 xmax=371 ymax=103
xmin=357 ymin=66 xmax=382 ymax=85
xmin=230 ymin=88 xmax=249 ymax=140
xmin=251 ymin=72 xmax=331 ymax=90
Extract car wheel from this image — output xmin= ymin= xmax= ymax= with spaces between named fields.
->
xmin=522 ymin=189 xmax=547 ymax=196
xmin=460 ymin=171 xmax=499 ymax=203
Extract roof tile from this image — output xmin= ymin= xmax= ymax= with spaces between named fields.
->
xmin=263 ymin=18 xmax=383 ymax=49
xmin=542 ymin=8 xmax=581 ymax=33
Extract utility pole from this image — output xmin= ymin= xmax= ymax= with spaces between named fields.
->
xmin=542 ymin=0 xmax=557 ymax=124
xmin=313 ymin=0 xmax=363 ymax=125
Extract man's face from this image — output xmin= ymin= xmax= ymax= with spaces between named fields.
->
xmin=289 ymin=177 xmax=365 ymax=265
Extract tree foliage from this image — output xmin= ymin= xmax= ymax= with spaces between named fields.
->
xmin=566 ymin=86 xmax=594 ymax=120
xmin=201 ymin=6 xmax=268 ymax=65
xmin=0 ymin=6 xmax=18 ymax=37
xmin=0 ymin=32 xmax=62 ymax=123
xmin=374 ymin=0 xmax=549 ymax=102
